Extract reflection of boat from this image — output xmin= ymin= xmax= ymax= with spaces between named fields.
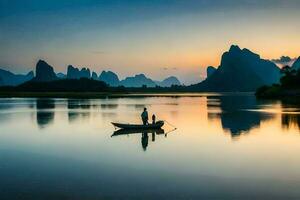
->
xmin=112 ymin=128 xmax=165 ymax=137
xmin=111 ymin=120 xmax=164 ymax=129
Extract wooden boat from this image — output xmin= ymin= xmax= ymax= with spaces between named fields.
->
xmin=111 ymin=128 xmax=164 ymax=137
xmin=111 ymin=120 xmax=164 ymax=129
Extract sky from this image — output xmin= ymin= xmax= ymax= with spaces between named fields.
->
xmin=0 ymin=0 xmax=300 ymax=84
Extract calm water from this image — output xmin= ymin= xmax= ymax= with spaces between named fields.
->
xmin=1 ymin=94 xmax=300 ymax=199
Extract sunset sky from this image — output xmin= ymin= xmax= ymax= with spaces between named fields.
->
xmin=1 ymin=0 xmax=300 ymax=84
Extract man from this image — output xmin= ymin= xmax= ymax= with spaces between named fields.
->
xmin=141 ymin=107 xmax=149 ymax=125
xmin=152 ymin=114 xmax=156 ymax=124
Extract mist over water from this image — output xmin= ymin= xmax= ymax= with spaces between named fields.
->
xmin=0 ymin=94 xmax=300 ymax=199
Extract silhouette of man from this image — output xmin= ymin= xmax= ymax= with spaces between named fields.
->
xmin=152 ymin=114 xmax=156 ymax=124
xmin=141 ymin=107 xmax=148 ymax=125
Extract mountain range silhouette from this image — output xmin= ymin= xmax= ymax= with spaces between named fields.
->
xmin=190 ymin=45 xmax=281 ymax=91
xmin=0 ymin=45 xmax=298 ymax=91
xmin=292 ymin=57 xmax=300 ymax=70
xmin=0 ymin=69 xmax=33 ymax=86
xmin=24 ymin=62 xmax=181 ymax=88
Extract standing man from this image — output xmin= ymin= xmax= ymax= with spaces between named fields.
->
xmin=141 ymin=107 xmax=149 ymax=125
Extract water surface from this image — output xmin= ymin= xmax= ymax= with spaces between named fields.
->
xmin=0 ymin=94 xmax=300 ymax=199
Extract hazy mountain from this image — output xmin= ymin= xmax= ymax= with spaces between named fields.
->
xmin=67 ymin=65 xmax=80 ymax=79
xmin=206 ymin=66 xmax=217 ymax=78
xmin=80 ymin=68 xmax=91 ymax=78
xmin=292 ymin=56 xmax=300 ymax=70
xmin=120 ymin=74 xmax=156 ymax=87
xmin=99 ymin=71 xmax=120 ymax=86
xmin=33 ymin=60 xmax=57 ymax=82
xmin=191 ymin=45 xmax=280 ymax=92
xmin=67 ymin=65 xmax=91 ymax=79
xmin=57 ymin=72 xmax=66 ymax=79
xmin=155 ymin=76 xmax=181 ymax=87
xmin=98 ymin=71 xmax=180 ymax=87
xmin=0 ymin=69 xmax=34 ymax=86
xmin=0 ymin=61 xmax=182 ymax=88
xmin=91 ymin=71 xmax=98 ymax=80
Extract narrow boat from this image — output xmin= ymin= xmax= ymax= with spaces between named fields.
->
xmin=111 ymin=120 xmax=164 ymax=129
xmin=112 ymin=128 xmax=164 ymax=137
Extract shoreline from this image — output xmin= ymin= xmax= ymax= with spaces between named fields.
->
xmin=0 ymin=91 xmax=254 ymax=98
xmin=256 ymin=86 xmax=300 ymax=100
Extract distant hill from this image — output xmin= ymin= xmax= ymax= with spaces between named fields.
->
xmin=57 ymin=72 xmax=66 ymax=79
xmin=190 ymin=45 xmax=280 ymax=92
xmin=206 ymin=66 xmax=216 ymax=78
xmin=67 ymin=65 xmax=91 ymax=79
xmin=33 ymin=60 xmax=57 ymax=82
xmin=99 ymin=71 xmax=181 ymax=87
xmin=91 ymin=71 xmax=98 ymax=80
xmin=256 ymin=65 xmax=300 ymax=98
xmin=0 ymin=60 xmax=181 ymax=88
xmin=292 ymin=57 xmax=300 ymax=70
xmin=67 ymin=65 xmax=80 ymax=79
xmin=0 ymin=68 xmax=34 ymax=86
xmin=120 ymin=74 xmax=156 ymax=87
xmin=155 ymin=76 xmax=181 ymax=87
xmin=16 ymin=78 xmax=109 ymax=92
xmin=99 ymin=71 xmax=120 ymax=86
xmin=80 ymin=68 xmax=91 ymax=78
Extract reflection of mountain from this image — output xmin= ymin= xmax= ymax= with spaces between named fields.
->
xmin=36 ymin=99 xmax=55 ymax=129
xmin=67 ymin=99 xmax=91 ymax=123
xmin=207 ymin=95 xmax=273 ymax=138
xmin=280 ymin=100 xmax=300 ymax=130
xmin=100 ymin=104 xmax=118 ymax=109
xmin=281 ymin=114 xmax=300 ymax=130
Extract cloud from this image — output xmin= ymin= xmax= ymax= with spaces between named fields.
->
xmin=91 ymin=51 xmax=107 ymax=55
xmin=162 ymin=67 xmax=177 ymax=70
xmin=271 ymin=56 xmax=297 ymax=64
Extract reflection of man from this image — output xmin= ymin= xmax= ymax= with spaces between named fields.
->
xmin=152 ymin=132 xmax=155 ymax=142
xmin=141 ymin=107 xmax=149 ymax=125
xmin=141 ymin=132 xmax=149 ymax=151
